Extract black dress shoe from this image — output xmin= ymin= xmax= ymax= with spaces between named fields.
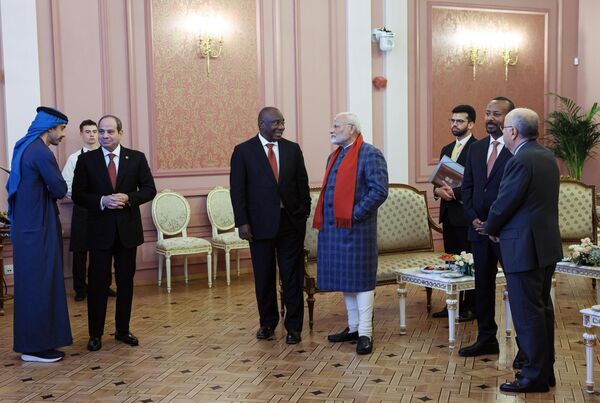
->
xmin=515 ymin=371 xmax=556 ymax=387
xmin=87 ymin=336 xmax=102 ymax=351
xmin=74 ymin=292 xmax=87 ymax=302
xmin=457 ymin=310 xmax=475 ymax=322
xmin=432 ymin=307 xmax=448 ymax=318
xmin=256 ymin=326 xmax=274 ymax=340
xmin=513 ymin=349 xmax=527 ymax=369
xmin=115 ymin=332 xmax=139 ymax=346
xmin=356 ymin=336 xmax=373 ymax=355
xmin=108 ymin=287 xmax=117 ymax=297
xmin=500 ymin=377 xmax=549 ymax=393
xmin=458 ymin=340 xmax=500 ymax=357
xmin=286 ymin=331 xmax=301 ymax=344
xmin=327 ymin=327 xmax=359 ymax=343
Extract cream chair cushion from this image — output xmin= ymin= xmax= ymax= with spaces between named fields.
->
xmin=156 ymin=237 xmax=211 ymax=251
xmin=559 ymin=181 xmax=595 ymax=240
xmin=377 ymin=188 xmax=433 ymax=252
xmin=212 ymin=232 xmax=248 ymax=248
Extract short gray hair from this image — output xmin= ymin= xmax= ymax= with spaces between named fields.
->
xmin=335 ymin=112 xmax=361 ymax=133
xmin=506 ymin=108 xmax=539 ymax=140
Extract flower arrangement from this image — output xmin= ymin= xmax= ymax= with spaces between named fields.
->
xmin=440 ymin=252 xmax=475 ymax=275
xmin=569 ymin=237 xmax=600 ymax=267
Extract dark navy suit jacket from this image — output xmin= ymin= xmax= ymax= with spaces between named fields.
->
xmin=461 ymin=136 xmax=512 ymax=242
xmin=229 ymin=135 xmax=311 ymax=239
xmin=484 ymin=141 xmax=563 ymax=273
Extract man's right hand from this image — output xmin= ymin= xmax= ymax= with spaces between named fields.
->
xmin=102 ymin=194 xmax=126 ymax=209
xmin=239 ymin=224 xmax=253 ymax=242
xmin=435 ymin=182 xmax=454 ymax=201
xmin=472 ymin=218 xmax=485 ymax=229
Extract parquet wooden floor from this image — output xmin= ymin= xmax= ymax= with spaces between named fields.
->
xmin=1 ymin=272 xmax=599 ymax=402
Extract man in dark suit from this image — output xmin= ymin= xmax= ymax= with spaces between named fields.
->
xmin=459 ymin=96 xmax=514 ymax=357
xmin=432 ymin=104 xmax=477 ymax=321
xmin=485 ymin=108 xmax=562 ymax=393
xmin=72 ymin=114 xmax=156 ymax=352
xmin=230 ymin=106 xmax=311 ymax=344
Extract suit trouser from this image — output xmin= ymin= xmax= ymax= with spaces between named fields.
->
xmin=505 ymin=265 xmax=555 ymax=382
xmin=70 ymin=204 xmax=89 ymax=294
xmin=442 ymin=220 xmax=474 ymax=309
xmin=472 ymin=238 xmax=502 ymax=343
xmin=88 ymin=232 xmax=137 ymax=337
xmin=249 ymin=210 xmax=305 ymax=332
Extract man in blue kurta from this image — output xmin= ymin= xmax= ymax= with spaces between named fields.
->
xmin=6 ymin=106 xmax=73 ymax=363
xmin=313 ymin=112 xmax=388 ymax=355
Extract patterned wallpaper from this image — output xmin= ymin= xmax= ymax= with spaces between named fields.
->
xmin=151 ymin=0 xmax=258 ymax=171
xmin=430 ymin=7 xmax=545 ymax=160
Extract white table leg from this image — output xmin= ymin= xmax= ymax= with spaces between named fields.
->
xmin=447 ymin=295 xmax=458 ymax=350
xmin=397 ymin=282 xmax=407 ymax=335
xmin=584 ymin=328 xmax=596 ymax=393
xmin=503 ymin=287 xmax=512 ymax=338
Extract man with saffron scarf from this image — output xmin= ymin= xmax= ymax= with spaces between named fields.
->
xmin=314 ymin=112 xmax=388 ymax=355
xmin=6 ymin=106 xmax=73 ymax=362
xmin=230 ymin=106 xmax=310 ymax=345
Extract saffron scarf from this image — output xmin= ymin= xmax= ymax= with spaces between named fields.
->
xmin=312 ymin=134 xmax=363 ymax=229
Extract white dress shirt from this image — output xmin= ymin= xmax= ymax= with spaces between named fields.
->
xmin=62 ymin=146 xmax=96 ymax=198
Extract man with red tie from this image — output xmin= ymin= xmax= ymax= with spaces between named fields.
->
xmin=72 ymin=115 xmax=156 ymax=352
xmin=230 ymin=107 xmax=311 ymax=344
xmin=460 ymin=97 xmax=516 ymax=357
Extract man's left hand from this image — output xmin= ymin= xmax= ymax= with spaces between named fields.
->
xmin=489 ymin=235 xmax=500 ymax=243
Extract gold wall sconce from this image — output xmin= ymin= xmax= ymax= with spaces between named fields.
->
xmin=501 ymin=47 xmax=518 ymax=81
xmin=455 ymin=29 xmax=522 ymax=81
xmin=198 ymin=35 xmax=223 ymax=77
xmin=469 ymin=46 xmax=487 ymax=81
xmin=183 ymin=12 xmax=227 ymax=77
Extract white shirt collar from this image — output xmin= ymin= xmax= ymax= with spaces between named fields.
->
xmin=489 ymin=135 xmax=505 ymax=146
xmin=102 ymin=144 xmax=121 ymax=157
xmin=456 ymin=133 xmax=472 ymax=146
xmin=258 ymin=133 xmax=277 ymax=147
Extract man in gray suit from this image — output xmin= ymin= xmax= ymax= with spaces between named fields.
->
xmin=485 ymin=108 xmax=562 ymax=393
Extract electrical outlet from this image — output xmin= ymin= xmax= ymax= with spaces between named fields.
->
xmin=3 ymin=264 xmax=13 ymax=275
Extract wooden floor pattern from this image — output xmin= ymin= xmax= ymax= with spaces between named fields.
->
xmin=1 ymin=272 xmax=600 ymax=402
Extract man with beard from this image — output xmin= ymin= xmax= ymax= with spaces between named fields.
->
xmin=459 ymin=96 xmax=518 ymax=358
xmin=432 ymin=105 xmax=477 ymax=321
xmin=230 ymin=107 xmax=311 ymax=345
xmin=6 ymin=106 xmax=73 ymax=362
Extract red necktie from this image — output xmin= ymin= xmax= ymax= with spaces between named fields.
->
xmin=108 ymin=153 xmax=117 ymax=190
xmin=487 ymin=141 xmax=499 ymax=178
xmin=267 ymin=143 xmax=278 ymax=182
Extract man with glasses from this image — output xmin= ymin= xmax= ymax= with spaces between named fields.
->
xmin=459 ymin=96 xmax=516 ymax=358
xmin=432 ymin=105 xmax=477 ymax=322
xmin=486 ymin=108 xmax=561 ymax=393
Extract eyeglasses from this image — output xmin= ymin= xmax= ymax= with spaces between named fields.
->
xmin=448 ymin=119 xmax=468 ymax=125
xmin=502 ymin=125 xmax=514 ymax=131
xmin=332 ymin=122 xmax=354 ymax=129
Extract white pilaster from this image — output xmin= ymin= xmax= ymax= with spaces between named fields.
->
xmin=0 ymin=0 xmax=41 ymax=166
xmin=383 ymin=0 xmax=408 ymax=183
xmin=346 ymin=0 xmax=373 ymax=143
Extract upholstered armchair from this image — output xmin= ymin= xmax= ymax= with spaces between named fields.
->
xmin=151 ymin=189 xmax=212 ymax=292
xmin=558 ymin=177 xmax=598 ymax=249
xmin=206 ymin=186 xmax=249 ymax=285
xmin=558 ymin=177 xmax=598 ymax=289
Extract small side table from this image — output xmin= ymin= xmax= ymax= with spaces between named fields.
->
xmin=581 ymin=308 xmax=600 ymax=393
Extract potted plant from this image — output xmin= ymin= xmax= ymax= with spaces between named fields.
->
xmin=545 ymin=93 xmax=600 ymax=180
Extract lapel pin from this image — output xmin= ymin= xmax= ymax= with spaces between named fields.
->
xmin=125 ymin=155 xmax=129 ymax=159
